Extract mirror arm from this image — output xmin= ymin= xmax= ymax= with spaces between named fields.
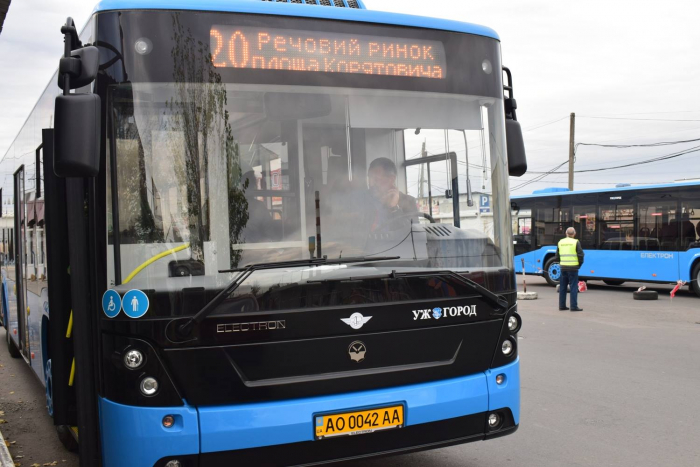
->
xmin=502 ymin=66 xmax=517 ymax=121
xmin=60 ymin=18 xmax=81 ymax=95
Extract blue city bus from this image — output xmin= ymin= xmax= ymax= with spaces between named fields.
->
xmin=512 ymin=182 xmax=700 ymax=297
xmin=1 ymin=1 xmax=527 ymax=465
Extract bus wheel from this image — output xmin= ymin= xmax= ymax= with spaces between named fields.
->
xmin=691 ymin=263 xmax=700 ymax=298
xmin=544 ymin=258 xmax=561 ymax=286
xmin=5 ymin=327 xmax=20 ymax=358
xmin=603 ymin=280 xmax=625 ymax=286
xmin=45 ymin=359 xmax=54 ymax=417
xmin=56 ymin=425 xmax=78 ymax=452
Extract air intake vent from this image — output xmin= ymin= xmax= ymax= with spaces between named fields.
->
xmin=424 ymin=225 xmax=454 ymax=237
xmin=262 ymin=0 xmax=364 ymax=7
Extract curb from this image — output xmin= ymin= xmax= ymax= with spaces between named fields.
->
xmin=517 ymin=291 xmax=538 ymax=300
xmin=0 ymin=429 xmax=13 ymax=467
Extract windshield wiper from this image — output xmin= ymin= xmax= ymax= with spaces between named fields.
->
xmin=174 ymin=256 xmax=400 ymax=339
xmin=306 ymin=270 xmax=507 ymax=311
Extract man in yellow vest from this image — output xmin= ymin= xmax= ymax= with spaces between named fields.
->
xmin=555 ymin=227 xmax=585 ymax=312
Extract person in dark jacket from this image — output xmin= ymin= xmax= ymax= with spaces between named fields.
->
xmin=365 ymin=157 xmax=418 ymax=232
xmin=555 ymin=227 xmax=585 ymax=312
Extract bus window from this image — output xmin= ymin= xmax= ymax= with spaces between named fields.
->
xmin=680 ymin=200 xmax=699 ymax=250
xmin=637 ymin=201 xmax=677 ymax=251
xmin=573 ymin=205 xmax=597 ymax=249
xmin=599 ymin=204 xmax=634 ymax=250
xmin=535 ymin=203 xmax=571 ymax=247
xmin=512 ymin=214 xmax=532 ymax=256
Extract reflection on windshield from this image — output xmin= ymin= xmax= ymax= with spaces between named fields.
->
xmin=105 ymin=21 xmax=513 ymax=305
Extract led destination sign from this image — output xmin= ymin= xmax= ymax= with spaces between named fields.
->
xmin=210 ymin=25 xmax=447 ymax=79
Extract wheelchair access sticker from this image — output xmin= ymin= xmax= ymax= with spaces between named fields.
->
xmin=102 ymin=290 xmax=122 ymax=318
xmin=122 ymin=289 xmax=150 ymax=319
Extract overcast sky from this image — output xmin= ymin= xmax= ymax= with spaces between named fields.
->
xmin=1 ymin=0 xmax=699 ymax=195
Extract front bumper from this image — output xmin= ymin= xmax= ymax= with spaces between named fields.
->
xmin=99 ymin=358 xmax=519 ymax=466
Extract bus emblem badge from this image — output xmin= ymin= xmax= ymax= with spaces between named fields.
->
xmin=432 ymin=307 xmax=443 ymax=319
xmin=341 ymin=313 xmax=372 ymax=330
xmin=348 ymin=341 xmax=367 ymax=363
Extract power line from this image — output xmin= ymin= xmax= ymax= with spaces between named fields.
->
xmin=510 ymin=159 xmax=569 ymax=191
xmin=522 ymin=116 xmax=569 ymax=133
xmin=510 ymin=179 xmax=673 ymax=187
xmin=575 ymin=136 xmax=700 ymax=152
xmin=527 ymin=144 xmax=700 ymax=175
xmin=578 ymin=116 xmax=700 ymax=122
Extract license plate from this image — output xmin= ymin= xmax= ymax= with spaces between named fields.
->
xmin=314 ymin=405 xmax=404 ymax=439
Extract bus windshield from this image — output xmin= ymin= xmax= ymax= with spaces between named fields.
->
xmin=103 ymin=13 xmax=513 ymax=315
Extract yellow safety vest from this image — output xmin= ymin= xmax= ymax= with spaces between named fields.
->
xmin=558 ymin=238 xmax=580 ymax=267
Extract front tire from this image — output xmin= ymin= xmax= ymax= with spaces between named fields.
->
xmin=5 ymin=327 xmax=20 ymax=358
xmin=56 ymin=425 xmax=78 ymax=452
xmin=691 ymin=263 xmax=700 ymax=298
xmin=544 ymin=258 xmax=561 ymax=286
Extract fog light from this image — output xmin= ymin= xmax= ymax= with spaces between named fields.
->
xmin=123 ymin=349 xmax=144 ymax=369
xmin=165 ymin=461 xmax=181 ymax=467
xmin=140 ymin=377 xmax=159 ymax=396
xmin=501 ymin=340 xmax=513 ymax=356
xmin=162 ymin=415 xmax=175 ymax=428
xmin=488 ymin=413 xmax=500 ymax=428
xmin=496 ymin=374 xmax=505 ymax=385
xmin=135 ymin=37 xmax=153 ymax=55
xmin=508 ymin=315 xmax=519 ymax=332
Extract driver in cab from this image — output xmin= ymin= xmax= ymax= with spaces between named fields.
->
xmin=366 ymin=157 xmax=418 ymax=232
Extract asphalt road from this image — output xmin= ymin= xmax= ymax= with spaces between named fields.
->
xmin=0 ymin=328 xmax=79 ymax=466
xmin=346 ymin=277 xmax=700 ymax=467
xmin=1 ymin=277 xmax=699 ymax=466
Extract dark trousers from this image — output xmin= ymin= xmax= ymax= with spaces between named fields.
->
xmin=559 ymin=269 xmax=579 ymax=309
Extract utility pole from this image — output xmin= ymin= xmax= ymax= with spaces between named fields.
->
xmin=568 ymin=112 xmax=575 ymax=191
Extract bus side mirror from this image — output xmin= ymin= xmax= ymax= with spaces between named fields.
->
xmin=53 ymin=17 xmax=101 ymax=178
xmin=55 ymin=46 xmax=100 ymax=90
xmin=506 ymin=119 xmax=527 ymax=177
xmin=502 ymin=66 xmax=527 ymax=177
xmin=54 ymin=94 xmax=101 ymax=177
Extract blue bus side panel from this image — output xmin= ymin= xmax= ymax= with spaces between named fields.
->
xmin=679 ymin=249 xmax=700 ymax=282
xmin=486 ymin=358 xmax=520 ymax=425
xmin=580 ymin=250 xmax=679 ymax=282
xmin=516 ymin=246 xmax=688 ymax=283
xmin=515 ymin=248 xmax=555 ymax=275
xmin=26 ymin=286 xmax=49 ymax=382
xmin=99 ymin=398 xmax=200 ymax=467
xmin=198 ymin=371 xmax=489 ymax=453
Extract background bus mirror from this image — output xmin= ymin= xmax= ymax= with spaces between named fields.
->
xmin=264 ymin=92 xmax=332 ymax=120
xmin=56 ymin=46 xmax=99 ymax=90
xmin=54 ymin=94 xmax=101 ymax=178
xmin=506 ymin=119 xmax=527 ymax=177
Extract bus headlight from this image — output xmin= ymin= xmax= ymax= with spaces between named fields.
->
xmin=507 ymin=314 xmax=521 ymax=333
xmin=140 ymin=377 xmax=159 ymax=396
xmin=123 ymin=349 xmax=144 ymax=369
xmin=501 ymin=340 xmax=513 ymax=356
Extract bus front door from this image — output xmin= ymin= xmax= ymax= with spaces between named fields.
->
xmin=12 ymin=166 xmax=29 ymax=358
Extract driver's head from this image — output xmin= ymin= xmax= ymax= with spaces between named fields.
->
xmin=368 ymin=158 xmax=399 ymax=208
